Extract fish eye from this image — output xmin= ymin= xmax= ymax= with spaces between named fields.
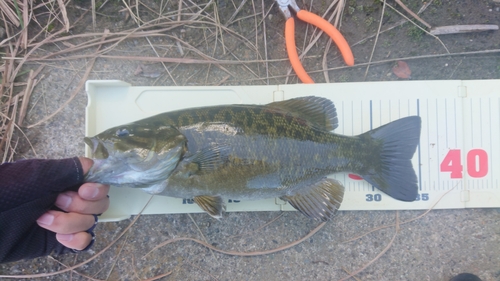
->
xmin=116 ymin=128 xmax=130 ymax=137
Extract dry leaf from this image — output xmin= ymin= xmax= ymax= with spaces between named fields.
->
xmin=393 ymin=61 xmax=411 ymax=79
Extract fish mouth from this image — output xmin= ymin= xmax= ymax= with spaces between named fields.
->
xmin=84 ymin=137 xmax=109 ymax=159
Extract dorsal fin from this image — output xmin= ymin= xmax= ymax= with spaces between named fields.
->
xmin=267 ymin=96 xmax=338 ymax=131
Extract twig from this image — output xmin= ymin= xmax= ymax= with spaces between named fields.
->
xmin=224 ymin=0 xmax=248 ymax=27
xmin=339 ymin=212 xmax=400 ymax=281
xmin=56 ymin=0 xmax=70 ymax=31
xmin=215 ymin=75 xmax=231 ymax=85
xmin=20 ymin=0 xmax=28 ymax=49
xmin=448 ymin=60 xmax=462 ymax=79
xmin=341 ymin=267 xmax=362 ymax=281
xmin=141 ymin=271 xmax=173 ymax=281
xmin=184 ymin=260 xmax=219 ymax=281
xmin=25 ymin=29 xmax=110 ymax=128
xmin=187 ymin=213 xmax=218 ymax=263
xmin=261 ymin=0 xmax=269 ymax=84
xmin=307 ymin=49 xmax=500 ymax=77
xmin=228 ymin=212 xmax=285 ymax=239
xmin=430 ymin=24 xmax=499 ymax=35
xmin=8 ymin=9 xmax=89 ymax=82
xmin=21 ymin=17 xmax=258 ymax=61
xmin=132 ymin=2 xmax=178 ymax=86
xmin=120 ymin=0 xmax=141 ymax=25
xmin=47 ymin=256 xmax=105 ymax=281
xmin=322 ymin=40 xmax=332 ymax=83
xmin=2 ymin=95 xmax=17 ymax=163
xmin=0 ymin=1 xmax=20 ymax=26
xmin=363 ymin=0 xmax=387 ymax=80
xmin=18 ymin=53 xmax=284 ymax=65
xmin=385 ymin=2 xmax=449 ymax=53
xmin=13 ymin=123 xmax=38 ymax=157
xmin=16 ymin=68 xmax=38 ymax=126
xmin=177 ymin=0 xmax=183 ymax=22
xmin=394 ymin=0 xmax=431 ymax=29
xmin=91 ymin=0 xmax=96 ymax=28
xmin=131 ymin=254 xmax=141 ymax=280
xmin=143 ymin=222 xmax=327 ymax=258
xmin=104 ymin=231 xmax=131 ymax=280
xmin=343 ymin=185 xmax=458 ymax=243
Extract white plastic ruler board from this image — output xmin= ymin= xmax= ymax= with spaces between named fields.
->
xmin=85 ymin=80 xmax=500 ymax=222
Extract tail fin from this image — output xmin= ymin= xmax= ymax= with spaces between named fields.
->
xmin=359 ymin=116 xmax=421 ymax=201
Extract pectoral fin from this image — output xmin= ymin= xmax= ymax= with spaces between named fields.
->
xmin=280 ymin=178 xmax=344 ymax=221
xmin=194 ymin=195 xmax=226 ymax=219
xmin=190 ymin=144 xmax=230 ymax=172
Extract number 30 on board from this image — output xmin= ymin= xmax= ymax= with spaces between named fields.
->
xmin=440 ymin=149 xmax=488 ymax=179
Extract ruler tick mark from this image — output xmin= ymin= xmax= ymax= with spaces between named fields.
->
xmin=417 ymin=99 xmax=422 ymax=192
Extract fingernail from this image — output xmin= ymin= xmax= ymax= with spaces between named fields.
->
xmin=37 ymin=213 xmax=54 ymax=225
xmin=57 ymin=233 xmax=74 ymax=242
xmin=56 ymin=194 xmax=72 ymax=208
xmin=82 ymin=185 xmax=99 ymax=199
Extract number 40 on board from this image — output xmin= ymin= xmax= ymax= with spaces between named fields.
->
xmin=440 ymin=149 xmax=488 ymax=179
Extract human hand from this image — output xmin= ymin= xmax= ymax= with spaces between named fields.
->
xmin=0 ymin=156 xmax=110 ymax=263
xmin=37 ymin=157 xmax=110 ymax=250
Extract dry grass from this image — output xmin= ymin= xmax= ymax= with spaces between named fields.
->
xmin=0 ymin=0 xmax=72 ymax=161
xmin=0 ymin=0 xmax=347 ymax=162
xmin=1 ymin=0 xmax=273 ymax=161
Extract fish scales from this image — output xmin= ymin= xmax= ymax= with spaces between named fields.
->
xmin=85 ymin=96 xmax=421 ymax=221
xmin=163 ymin=105 xmax=377 ymax=187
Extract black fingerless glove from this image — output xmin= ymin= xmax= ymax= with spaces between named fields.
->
xmin=0 ymin=157 xmax=85 ymax=263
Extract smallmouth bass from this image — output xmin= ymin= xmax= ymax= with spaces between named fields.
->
xmin=85 ymin=96 xmax=421 ymax=221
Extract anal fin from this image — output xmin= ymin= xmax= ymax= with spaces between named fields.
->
xmin=280 ymin=178 xmax=344 ymax=221
xmin=194 ymin=195 xmax=226 ymax=219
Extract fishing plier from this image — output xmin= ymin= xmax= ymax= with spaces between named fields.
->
xmin=276 ymin=0 xmax=354 ymax=83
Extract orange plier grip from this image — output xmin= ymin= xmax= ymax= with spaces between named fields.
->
xmin=285 ymin=10 xmax=354 ymax=84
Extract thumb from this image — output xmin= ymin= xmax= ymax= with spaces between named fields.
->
xmin=78 ymin=157 xmax=94 ymax=175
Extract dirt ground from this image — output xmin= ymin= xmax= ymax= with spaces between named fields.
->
xmin=1 ymin=0 xmax=500 ymax=280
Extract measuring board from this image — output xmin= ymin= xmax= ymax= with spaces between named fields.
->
xmin=85 ymin=80 xmax=500 ymax=222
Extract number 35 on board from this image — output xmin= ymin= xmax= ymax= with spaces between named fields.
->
xmin=440 ymin=149 xmax=488 ymax=179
